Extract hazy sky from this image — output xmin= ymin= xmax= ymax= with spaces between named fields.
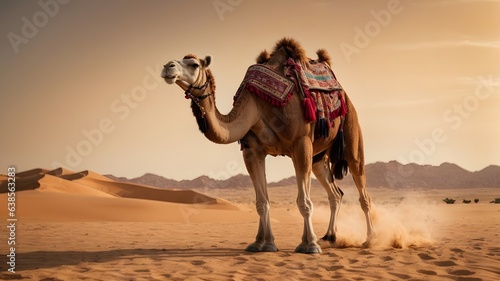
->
xmin=1 ymin=0 xmax=499 ymax=182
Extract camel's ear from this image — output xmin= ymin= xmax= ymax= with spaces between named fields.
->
xmin=202 ymin=55 xmax=212 ymax=67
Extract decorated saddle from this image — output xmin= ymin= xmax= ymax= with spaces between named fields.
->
xmin=234 ymin=58 xmax=347 ymax=138
xmin=234 ymin=64 xmax=295 ymax=106
xmin=285 ymin=58 xmax=347 ymax=138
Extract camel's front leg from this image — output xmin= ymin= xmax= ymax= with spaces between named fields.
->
xmin=242 ymin=145 xmax=277 ymax=252
xmin=292 ymin=137 xmax=321 ymax=254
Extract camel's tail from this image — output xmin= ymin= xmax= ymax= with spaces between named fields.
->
xmin=312 ymin=119 xmax=349 ymax=180
xmin=329 ymin=120 xmax=348 ymax=180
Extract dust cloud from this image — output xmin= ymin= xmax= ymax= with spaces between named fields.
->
xmin=316 ymin=197 xmax=437 ymax=249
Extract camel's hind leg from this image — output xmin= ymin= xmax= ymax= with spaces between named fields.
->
xmin=343 ymin=97 xmax=375 ymax=243
xmin=312 ymin=153 xmax=343 ymax=244
xmin=348 ymin=157 xmax=375 ymax=244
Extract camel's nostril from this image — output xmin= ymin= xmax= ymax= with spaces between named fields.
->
xmin=169 ymin=63 xmax=176 ymax=68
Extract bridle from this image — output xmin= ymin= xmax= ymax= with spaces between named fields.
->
xmin=182 ymin=70 xmax=214 ymax=118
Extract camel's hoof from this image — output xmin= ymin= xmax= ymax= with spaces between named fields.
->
xmin=362 ymin=233 xmax=377 ymax=248
xmin=245 ymin=243 xmax=262 ymax=252
xmin=305 ymin=244 xmax=322 ymax=254
xmin=295 ymin=243 xmax=321 ymax=254
xmin=362 ymin=239 xmax=375 ymax=248
xmin=294 ymin=244 xmax=307 ymax=254
xmin=261 ymin=244 xmax=278 ymax=252
xmin=321 ymin=234 xmax=336 ymax=244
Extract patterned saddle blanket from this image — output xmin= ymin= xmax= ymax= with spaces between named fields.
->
xmin=234 ymin=64 xmax=294 ymax=106
xmin=284 ymin=58 xmax=347 ymax=131
xmin=284 ymin=58 xmax=342 ymax=92
xmin=234 ymin=58 xmax=347 ymax=137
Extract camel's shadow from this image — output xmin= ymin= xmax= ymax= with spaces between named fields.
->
xmin=12 ymin=242 xmax=370 ymax=273
xmin=14 ymin=247 xmax=243 ymax=272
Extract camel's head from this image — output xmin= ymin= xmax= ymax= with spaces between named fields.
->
xmin=161 ymin=54 xmax=215 ymax=134
xmin=161 ymin=54 xmax=212 ymax=87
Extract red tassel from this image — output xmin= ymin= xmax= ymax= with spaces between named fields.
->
xmin=302 ymin=97 xmax=317 ymax=122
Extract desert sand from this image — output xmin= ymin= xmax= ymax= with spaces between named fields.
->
xmin=0 ymin=168 xmax=499 ymax=281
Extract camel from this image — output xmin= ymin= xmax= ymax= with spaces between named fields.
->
xmin=161 ymin=38 xmax=374 ymax=254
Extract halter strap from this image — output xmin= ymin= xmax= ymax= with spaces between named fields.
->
xmin=183 ymin=70 xmax=214 ymax=117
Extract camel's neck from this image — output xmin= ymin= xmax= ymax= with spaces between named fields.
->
xmin=190 ymin=70 xmax=258 ymax=144
xmin=200 ymin=93 xmax=257 ymax=144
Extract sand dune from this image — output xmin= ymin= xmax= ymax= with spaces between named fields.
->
xmin=80 ymin=175 xmax=228 ymax=205
xmin=46 ymin=167 xmax=61 ymax=176
xmin=12 ymin=190 xmax=250 ymax=223
xmin=0 ymin=167 xmax=232 ymax=205
xmin=0 ymin=168 xmax=241 ymax=223
xmin=14 ymin=168 xmax=49 ymax=177
xmin=37 ymin=174 xmax=115 ymax=197
xmin=0 ymin=172 xmax=43 ymax=191
xmin=59 ymin=170 xmax=89 ymax=180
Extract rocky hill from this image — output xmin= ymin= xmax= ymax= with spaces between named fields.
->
xmin=106 ymin=173 xmax=253 ymax=189
xmin=365 ymin=161 xmax=500 ymax=188
xmin=106 ymin=161 xmax=500 ymax=189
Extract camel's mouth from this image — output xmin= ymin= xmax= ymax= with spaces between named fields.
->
xmin=161 ymin=68 xmax=179 ymax=84
xmin=163 ymin=74 xmax=178 ymax=84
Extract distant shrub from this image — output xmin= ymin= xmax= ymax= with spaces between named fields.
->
xmin=474 ymin=199 xmax=479 ymax=203
xmin=462 ymin=200 xmax=471 ymax=204
xmin=443 ymin=198 xmax=455 ymax=204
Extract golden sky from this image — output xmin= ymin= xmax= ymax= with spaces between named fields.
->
xmin=1 ymin=0 xmax=499 ymax=181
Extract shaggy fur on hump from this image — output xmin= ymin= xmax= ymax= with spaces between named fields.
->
xmin=255 ymin=38 xmax=332 ymax=66
xmin=316 ymin=49 xmax=331 ymax=66
xmin=256 ymin=50 xmax=271 ymax=64
xmin=270 ymin=37 xmax=308 ymax=64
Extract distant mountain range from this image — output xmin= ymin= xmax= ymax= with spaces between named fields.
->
xmin=106 ymin=161 xmax=500 ymax=189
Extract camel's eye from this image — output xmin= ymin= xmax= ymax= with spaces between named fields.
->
xmin=190 ymin=63 xmax=199 ymax=69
